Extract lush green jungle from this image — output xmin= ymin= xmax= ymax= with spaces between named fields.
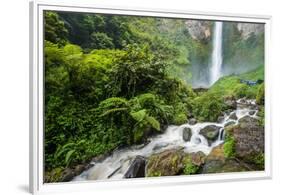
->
xmin=44 ymin=11 xmax=265 ymax=182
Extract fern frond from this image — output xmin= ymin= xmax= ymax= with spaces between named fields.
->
xmin=65 ymin=150 xmax=76 ymax=166
xmin=100 ymin=107 xmax=128 ymax=117
xmin=145 ymin=115 xmax=160 ymax=131
xmin=130 ymin=109 xmax=146 ymax=122
xmin=99 ymin=97 xmax=129 ymax=108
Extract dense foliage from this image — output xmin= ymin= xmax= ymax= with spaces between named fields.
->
xmin=44 ymin=11 xmax=265 ymax=182
xmin=44 ymin=11 xmax=197 ymax=178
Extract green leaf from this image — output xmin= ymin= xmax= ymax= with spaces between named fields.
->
xmin=65 ymin=150 xmax=76 ymax=166
xmin=146 ymin=116 xmax=160 ymax=131
xmin=100 ymin=107 xmax=128 ymax=117
xmin=77 ymin=139 xmax=86 ymax=145
xmin=130 ymin=109 xmax=146 ymax=122
xmin=54 ymin=142 xmax=75 ymax=159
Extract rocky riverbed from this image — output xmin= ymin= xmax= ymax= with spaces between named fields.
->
xmin=71 ymin=98 xmax=264 ymax=181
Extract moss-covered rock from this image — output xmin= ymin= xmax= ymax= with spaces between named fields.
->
xmin=202 ymin=144 xmax=248 ymax=174
xmin=182 ymin=151 xmax=206 ymax=175
xmin=145 ymin=148 xmax=185 ymax=177
xmin=183 ymin=155 xmax=199 ymax=175
xmin=44 ymin=167 xmax=64 ymax=183
xmin=202 ymin=159 xmax=249 ymax=174
xmin=224 ymin=116 xmax=264 ymax=169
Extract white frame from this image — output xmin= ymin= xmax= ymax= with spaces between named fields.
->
xmin=29 ymin=0 xmax=272 ymax=194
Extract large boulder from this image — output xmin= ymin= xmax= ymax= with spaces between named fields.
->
xmin=231 ymin=116 xmax=264 ymax=165
xmin=201 ymin=144 xmax=248 ymax=174
xmin=124 ymin=156 xmax=146 ymax=178
xmin=182 ymin=127 xmax=192 ymax=142
xmin=206 ymin=144 xmax=225 ymax=162
xmin=199 ymin=125 xmax=221 ymax=145
xmin=202 ymin=159 xmax=249 ymax=174
xmin=146 ymin=148 xmax=185 ymax=177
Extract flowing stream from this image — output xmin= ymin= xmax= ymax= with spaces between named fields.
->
xmin=73 ymin=99 xmax=258 ymax=181
xmin=210 ymin=21 xmax=223 ymax=85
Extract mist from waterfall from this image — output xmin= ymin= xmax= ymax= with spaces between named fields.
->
xmin=210 ymin=21 xmax=223 ymax=85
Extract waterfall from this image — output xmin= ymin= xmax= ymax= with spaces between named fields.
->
xmin=210 ymin=21 xmax=223 ymax=85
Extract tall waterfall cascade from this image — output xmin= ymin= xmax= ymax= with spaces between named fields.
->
xmin=210 ymin=22 xmax=223 ymax=85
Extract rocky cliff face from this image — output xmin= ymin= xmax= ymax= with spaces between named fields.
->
xmin=237 ymin=23 xmax=264 ymax=39
xmin=185 ymin=20 xmax=212 ymax=42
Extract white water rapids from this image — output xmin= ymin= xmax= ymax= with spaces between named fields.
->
xmin=73 ymin=99 xmax=258 ymax=181
xmin=210 ymin=21 xmax=223 ymax=85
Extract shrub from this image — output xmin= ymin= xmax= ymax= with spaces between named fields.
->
xmin=256 ymin=83 xmax=265 ymax=105
xmin=223 ymin=135 xmax=236 ymax=158
xmin=191 ymin=92 xmax=224 ymax=122
xmin=173 ymin=113 xmax=188 ymax=125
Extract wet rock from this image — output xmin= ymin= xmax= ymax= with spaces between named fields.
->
xmin=108 ymin=166 xmax=122 ymax=178
xmin=224 ymin=109 xmax=233 ymax=116
xmin=224 ymin=121 xmax=236 ymax=128
xmin=189 ymin=118 xmax=197 ymax=125
xmin=132 ymin=140 xmax=151 ymax=150
xmin=146 ymin=148 xmax=185 ymax=177
xmin=124 ymin=156 xmax=146 ymax=178
xmin=249 ymin=110 xmax=256 ymax=115
xmin=250 ymin=104 xmax=259 ymax=110
xmin=229 ymin=113 xmax=238 ymax=120
xmin=199 ymin=125 xmax=221 ymax=145
xmin=152 ymin=143 xmax=169 ymax=151
xmin=239 ymin=98 xmax=247 ymax=104
xmin=217 ymin=116 xmax=225 ymax=123
xmin=182 ymin=127 xmax=192 ymax=142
